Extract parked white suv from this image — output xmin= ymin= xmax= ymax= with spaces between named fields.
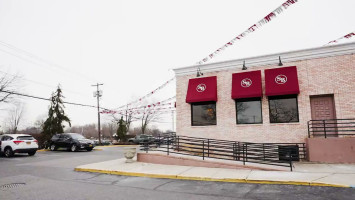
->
xmin=0 ymin=134 xmax=38 ymax=157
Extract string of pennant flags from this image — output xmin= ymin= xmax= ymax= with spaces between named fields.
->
xmin=117 ymin=100 xmax=176 ymax=111
xmin=104 ymin=0 xmax=355 ymax=121
xmin=102 ymin=100 xmax=176 ymax=114
xmin=103 ymin=0 xmax=300 ymax=116
xmin=101 ymin=96 xmax=176 ymax=115
xmin=326 ymin=32 xmax=355 ymax=45
xmin=196 ymin=0 xmax=298 ymax=65
xmin=100 ymin=106 xmax=175 ymax=115
xmin=114 ymin=77 xmax=175 ymax=110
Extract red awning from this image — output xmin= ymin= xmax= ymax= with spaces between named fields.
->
xmin=186 ymin=76 xmax=217 ymax=103
xmin=265 ymin=66 xmax=300 ymax=96
xmin=231 ymin=70 xmax=262 ymax=99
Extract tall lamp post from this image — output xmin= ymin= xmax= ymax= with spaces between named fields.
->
xmin=92 ymin=83 xmax=103 ymax=145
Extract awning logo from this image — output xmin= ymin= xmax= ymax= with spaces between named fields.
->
xmin=241 ymin=78 xmax=252 ymax=88
xmin=196 ymin=84 xmax=206 ymax=92
xmin=275 ymin=75 xmax=287 ymax=84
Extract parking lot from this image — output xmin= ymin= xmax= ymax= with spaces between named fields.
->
xmin=1 ymin=146 xmax=355 ymax=200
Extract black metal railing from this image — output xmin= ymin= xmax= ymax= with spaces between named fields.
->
xmin=308 ymin=119 xmax=355 ymax=138
xmin=141 ymin=134 xmax=306 ymax=171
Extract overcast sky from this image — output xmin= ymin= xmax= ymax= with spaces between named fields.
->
xmin=0 ymin=0 xmax=354 ymax=131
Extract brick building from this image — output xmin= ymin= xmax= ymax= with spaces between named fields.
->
xmin=173 ymin=42 xmax=355 ymax=144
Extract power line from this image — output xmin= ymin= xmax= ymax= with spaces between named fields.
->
xmin=0 ymin=70 xmax=89 ymax=98
xmin=0 ymin=90 xmax=102 ymax=109
xmin=0 ymin=40 xmax=97 ymax=82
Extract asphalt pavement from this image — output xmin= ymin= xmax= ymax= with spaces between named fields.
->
xmin=1 ymin=146 xmax=355 ymax=200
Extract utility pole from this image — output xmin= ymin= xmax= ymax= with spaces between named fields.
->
xmin=92 ymin=83 xmax=103 ymax=145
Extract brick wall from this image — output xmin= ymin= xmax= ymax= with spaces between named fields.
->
xmin=175 ymin=54 xmax=355 ymax=143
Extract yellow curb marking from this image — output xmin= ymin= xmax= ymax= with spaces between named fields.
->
xmin=38 ymin=149 xmax=102 ymax=152
xmin=309 ymin=182 xmax=349 ymax=188
xmin=246 ymin=180 xmax=310 ymax=186
xmin=74 ymin=168 xmax=350 ymax=188
xmin=95 ymin=145 xmax=139 ymax=148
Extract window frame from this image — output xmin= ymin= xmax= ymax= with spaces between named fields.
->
xmin=235 ymin=97 xmax=263 ymax=124
xmin=268 ymin=94 xmax=299 ymax=123
xmin=191 ymin=101 xmax=217 ymax=126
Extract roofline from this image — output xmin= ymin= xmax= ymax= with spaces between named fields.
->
xmin=173 ymin=42 xmax=355 ymax=76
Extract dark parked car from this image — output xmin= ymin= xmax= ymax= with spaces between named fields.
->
xmin=49 ymin=133 xmax=95 ymax=152
xmin=155 ymin=132 xmax=176 ymax=145
xmin=127 ymin=134 xmax=155 ymax=144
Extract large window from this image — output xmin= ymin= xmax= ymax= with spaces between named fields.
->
xmin=268 ymin=95 xmax=299 ymax=123
xmin=236 ymin=98 xmax=262 ymax=124
xmin=191 ymin=102 xmax=216 ymax=126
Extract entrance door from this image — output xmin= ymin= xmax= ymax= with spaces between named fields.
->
xmin=310 ymin=95 xmax=337 ymax=137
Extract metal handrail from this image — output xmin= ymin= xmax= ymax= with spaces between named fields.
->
xmin=308 ymin=119 xmax=355 ymax=138
xmin=141 ymin=134 xmax=306 ymax=171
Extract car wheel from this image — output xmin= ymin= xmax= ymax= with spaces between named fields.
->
xmin=28 ymin=151 xmax=36 ymax=156
xmin=86 ymin=148 xmax=93 ymax=151
xmin=70 ymin=144 xmax=77 ymax=152
xmin=50 ymin=144 xmax=57 ymax=151
xmin=4 ymin=147 xmax=14 ymax=158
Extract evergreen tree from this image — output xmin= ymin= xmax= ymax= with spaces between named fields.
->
xmin=42 ymin=86 xmax=71 ymax=139
xmin=116 ymin=116 xmax=127 ymax=142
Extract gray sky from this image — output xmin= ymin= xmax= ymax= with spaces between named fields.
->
xmin=0 ymin=0 xmax=354 ymax=131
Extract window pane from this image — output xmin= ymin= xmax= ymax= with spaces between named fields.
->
xmin=192 ymin=102 xmax=216 ymax=126
xmin=236 ymin=99 xmax=262 ymax=124
xmin=17 ymin=136 xmax=35 ymax=140
xmin=269 ymin=96 xmax=299 ymax=123
xmin=69 ymin=133 xmax=85 ymax=139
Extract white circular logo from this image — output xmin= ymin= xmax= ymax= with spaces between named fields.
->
xmin=241 ymin=78 xmax=252 ymax=88
xmin=275 ymin=75 xmax=287 ymax=84
xmin=196 ymin=84 xmax=206 ymax=92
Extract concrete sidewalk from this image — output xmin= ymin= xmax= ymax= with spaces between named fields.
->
xmin=75 ymin=158 xmax=355 ymax=188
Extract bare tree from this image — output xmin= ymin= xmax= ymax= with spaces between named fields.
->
xmin=139 ymin=106 xmax=161 ymax=134
xmin=34 ymin=114 xmax=46 ymax=132
xmin=145 ymin=125 xmax=163 ymax=136
xmin=66 ymin=123 xmax=97 ymax=138
xmin=0 ymin=72 xmax=20 ymax=104
xmin=5 ymin=104 xmax=24 ymax=134
xmin=101 ymin=122 xmax=118 ymax=141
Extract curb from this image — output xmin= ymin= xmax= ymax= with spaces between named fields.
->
xmin=38 ymin=149 xmax=50 ymax=152
xmin=37 ymin=148 xmax=103 ymax=152
xmin=74 ymin=167 xmax=350 ymax=188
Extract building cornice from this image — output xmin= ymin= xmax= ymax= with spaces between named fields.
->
xmin=173 ymin=42 xmax=355 ymax=76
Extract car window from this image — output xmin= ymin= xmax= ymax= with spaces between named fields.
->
xmin=59 ymin=134 xmax=70 ymax=139
xmin=17 ymin=136 xmax=35 ymax=140
xmin=69 ymin=134 xmax=85 ymax=139
xmin=2 ymin=136 xmax=13 ymax=141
